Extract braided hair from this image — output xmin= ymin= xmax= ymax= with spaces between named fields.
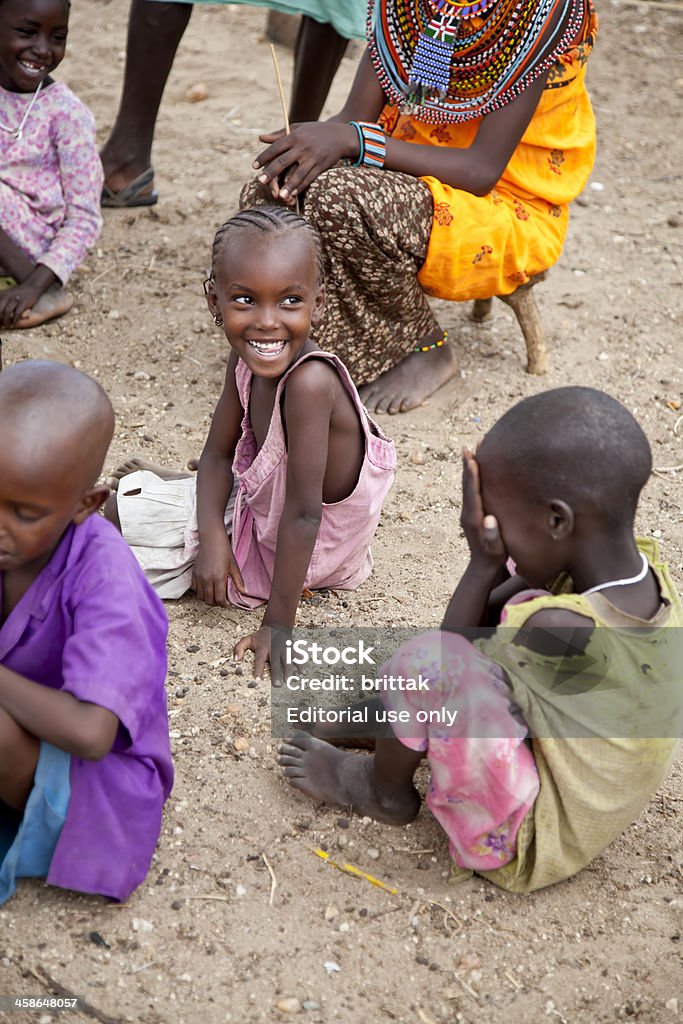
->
xmin=210 ymin=206 xmax=325 ymax=286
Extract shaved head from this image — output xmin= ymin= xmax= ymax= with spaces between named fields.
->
xmin=477 ymin=387 xmax=652 ymax=528
xmin=0 ymin=361 xmax=114 ymax=491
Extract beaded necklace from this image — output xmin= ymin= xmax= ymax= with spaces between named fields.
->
xmin=367 ymin=0 xmax=586 ymax=123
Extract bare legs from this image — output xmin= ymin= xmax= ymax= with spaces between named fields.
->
xmin=101 ymin=3 xmax=351 ymax=198
xmin=104 ymin=458 xmax=193 ymax=490
xmin=100 ymin=0 xmax=193 ymax=197
xmin=290 ymin=17 xmax=349 ymax=123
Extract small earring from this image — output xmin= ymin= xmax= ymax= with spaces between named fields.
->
xmin=213 ymin=314 xmax=223 ymax=327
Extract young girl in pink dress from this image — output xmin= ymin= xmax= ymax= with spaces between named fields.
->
xmin=0 ymin=0 xmax=103 ymax=332
xmin=107 ymin=206 xmax=396 ymax=682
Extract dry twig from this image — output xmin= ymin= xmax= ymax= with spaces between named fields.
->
xmin=452 ymin=971 xmax=482 ymax=1003
xmin=32 ymin=965 xmax=124 ymax=1024
xmin=425 ymin=898 xmax=464 ymax=934
xmin=504 ymin=969 xmax=523 ymax=990
xmin=262 ymin=852 xmax=278 ymax=906
xmin=184 ymin=894 xmax=231 ymax=903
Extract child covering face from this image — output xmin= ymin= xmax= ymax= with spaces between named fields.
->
xmin=107 ymin=207 xmax=396 ymax=682
xmin=278 ymin=386 xmax=683 ymax=892
xmin=0 ymin=0 xmax=103 ymax=332
xmin=0 ymin=361 xmax=172 ymax=905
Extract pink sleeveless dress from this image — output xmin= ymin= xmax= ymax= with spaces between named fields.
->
xmin=227 ymin=351 xmax=396 ymax=608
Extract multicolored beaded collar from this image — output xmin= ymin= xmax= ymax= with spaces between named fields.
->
xmin=367 ymin=0 xmax=586 ymax=124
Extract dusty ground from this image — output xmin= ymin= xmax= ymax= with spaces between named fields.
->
xmin=1 ymin=1 xmax=682 ymax=1022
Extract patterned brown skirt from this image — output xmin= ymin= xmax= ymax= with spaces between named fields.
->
xmin=241 ymin=167 xmax=442 ymax=383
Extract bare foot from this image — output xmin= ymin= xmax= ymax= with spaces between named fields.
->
xmin=105 ymin=458 xmax=192 ymax=491
xmin=297 ymin=697 xmax=380 ymax=750
xmin=13 ymin=286 xmax=73 ymax=329
xmin=359 ymin=342 xmax=459 ymax=414
xmin=277 ymin=732 xmax=420 ymax=824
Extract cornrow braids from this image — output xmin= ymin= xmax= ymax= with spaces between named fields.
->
xmin=210 ymin=205 xmax=325 ymax=286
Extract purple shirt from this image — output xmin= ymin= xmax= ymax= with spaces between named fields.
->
xmin=0 ymin=515 xmax=173 ymax=902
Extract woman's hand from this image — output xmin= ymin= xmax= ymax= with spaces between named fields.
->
xmin=253 ymin=122 xmax=358 ymax=201
xmin=460 ymin=449 xmax=507 ymax=570
xmin=191 ymin=533 xmax=244 ymax=608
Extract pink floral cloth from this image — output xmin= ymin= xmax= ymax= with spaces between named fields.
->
xmin=0 ymin=81 xmax=103 ymax=284
xmin=381 ymin=630 xmax=540 ymax=871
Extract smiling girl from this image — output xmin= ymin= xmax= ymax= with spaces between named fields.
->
xmin=106 ymin=207 xmax=396 ymax=679
xmin=0 ymin=0 xmax=102 ymax=331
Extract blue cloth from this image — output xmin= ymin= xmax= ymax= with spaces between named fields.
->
xmin=147 ymin=0 xmax=368 ymax=40
xmin=0 ymin=743 xmax=71 ymax=905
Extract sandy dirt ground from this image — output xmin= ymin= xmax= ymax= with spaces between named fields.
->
xmin=1 ymin=1 xmax=682 ymax=1022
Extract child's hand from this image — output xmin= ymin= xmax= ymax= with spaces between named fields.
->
xmin=234 ymin=626 xmax=272 ymax=683
xmin=461 ymin=449 xmax=507 ymax=569
xmin=234 ymin=625 xmax=291 ymax=685
xmin=253 ymin=122 xmax=356 ymax=201
xmin=191 ymin=535 xmax=244 ymax=608
xmin=0 ymin=282 xmax=40 ymax=328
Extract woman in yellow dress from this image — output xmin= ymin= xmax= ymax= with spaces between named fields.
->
xmin=249 ymin=0 xmax=598 ymax=413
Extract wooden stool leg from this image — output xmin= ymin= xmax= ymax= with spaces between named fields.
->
xmin=0 ymin=337 xmax=3 ymax=372
xmin=499 ymin=279 xmax=549 ymax=375
xmin=471 ymin=297 xmax=494 ymax=323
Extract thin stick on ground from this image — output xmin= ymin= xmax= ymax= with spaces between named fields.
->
xmin=184 ymin=894 xmax=231 ymax=903
xmin=453 ymin=971 xmax=482 ymax=1003
xmin=32 ymin=965 xmax=124 ymax=1024
xmin=261 ymin=851 xmax=278 ymax=906
xmin=425 ymin=898 xmax=464 ymax=934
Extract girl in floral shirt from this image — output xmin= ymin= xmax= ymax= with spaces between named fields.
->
xmin=0 ymin=0 xmax=102 ymax=331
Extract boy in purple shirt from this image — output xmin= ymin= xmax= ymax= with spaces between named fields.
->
xmin=0 ymin=361 xmax=172 ymax=904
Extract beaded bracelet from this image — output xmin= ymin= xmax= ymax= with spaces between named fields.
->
xmin=414 ymin=331 xmax=448 ymax=353
xmin=349 ymin=121 xmax=387 ymax=169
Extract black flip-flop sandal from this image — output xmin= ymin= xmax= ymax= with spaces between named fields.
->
xmin=101 ymin=167 xmax=159 ymax=208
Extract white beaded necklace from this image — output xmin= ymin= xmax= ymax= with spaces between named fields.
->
xmin=0 ymin=80 xmax=43 ymax=142
xmin=580 ymin=551 xmax=650 ymax=597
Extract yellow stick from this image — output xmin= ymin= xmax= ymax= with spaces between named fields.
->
xmin=312 ymin=847 xmax=399 ymax=895
xmin=270 ymin=43 xmax=291 ymax=135
xmin=269 ymin=43 xmax=300 ymax=214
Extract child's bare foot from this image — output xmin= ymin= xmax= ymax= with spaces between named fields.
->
xmin=296 ymin=698 xmax=379 ymax=749
xmin=13 ymin=286 xmax=73 ymax=329
xmin=359 ymin=342 xmax=458 ymax=415
xmin=277 ymin=732 xmax=420 ymax=824
xmin=105 ymin=458 xmax=192 ymax=490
